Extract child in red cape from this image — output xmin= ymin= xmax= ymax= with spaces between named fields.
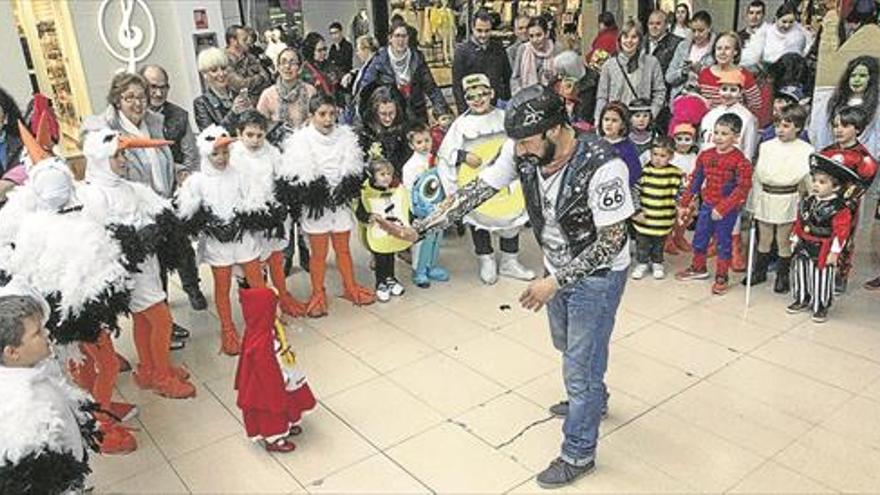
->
xmin=235 ymin=287 xmax=316 ymax=453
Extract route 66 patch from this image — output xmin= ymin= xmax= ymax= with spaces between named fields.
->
xmin=597 ymin=178 xmax=625 ymax=211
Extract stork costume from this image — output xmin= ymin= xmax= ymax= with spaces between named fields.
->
xmin=789 ymin=154 xmax=861 ymax=322
xmin=437 ymin=74 xmax=533 ymax=285
xmin=176 ymin=125 xmax=267 ymax=356
xmin=0 ymin=281 xmax=99 ymax=495
xmin=230 ymin=138 xmax=306 ymax=318
xmin=235 ymin=287 xmax=316 ymax=453
xmin=78 ymin=126 xmax=196 ymax=400
xmin=276 ymin=123 xmax=374 ymax=317
xmin=0 ymin=124 xmax=138 ymax=454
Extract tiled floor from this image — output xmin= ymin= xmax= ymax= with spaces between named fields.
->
xmin=91 ymin=224 xmax=880 ymax=494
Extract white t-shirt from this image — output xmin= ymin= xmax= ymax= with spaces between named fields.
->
xmin=481 ymin=152 xmax=633 ymax=276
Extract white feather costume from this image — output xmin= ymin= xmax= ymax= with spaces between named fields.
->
xmin=78 ymin=128 xmax=175 ymax=313
xmin=0 ymin=280 xmax=99 ymax=494
xmin=175 ymin=125 xmax=262 ymax=267
xmin=0 ymin=156 xmax=132 ymax=345
xmin=230 ymin=140 xmax=289 ymax=260
xmin=276 ymin=124 xmax=365 ymax=234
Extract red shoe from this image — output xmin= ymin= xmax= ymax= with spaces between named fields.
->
xmin=108 ymin=401 xmax=139 ymax=422
xmin=264 ymin=438 xmax=296 ymax=453
xmin=99 ymin=421 xmax=138 ymax=455
xmin=676 ymin=265 xmax=710 ymax=281
xmin=152 ymin=372 xmax=196 ymax=399
xmin=306 ymin=290 xmax=328 ymax=318
xmin=712 ymin=275 xmax=730 ymax=295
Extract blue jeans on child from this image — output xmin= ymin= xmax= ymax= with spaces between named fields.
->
xmin=546 ymin=268 xmax=628 ymax=466
xmin=691 ymin=203 xmax=739 ymax=260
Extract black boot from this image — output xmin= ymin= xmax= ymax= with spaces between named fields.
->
xmin=774 ymin=257 xmax=791 ymax=293
xmin=742 ymin=252 xmax=770 ymax=286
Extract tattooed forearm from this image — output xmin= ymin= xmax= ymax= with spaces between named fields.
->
xmin=413 ymin=178 xmax=498 ymax=234
xmin=554 ymin=221 xmax=628 ymax=287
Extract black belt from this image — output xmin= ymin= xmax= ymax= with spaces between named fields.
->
xmin=761 ymin=183 xmax=799 ymax=194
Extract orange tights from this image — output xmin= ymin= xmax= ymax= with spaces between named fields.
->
xmin=132 ymin=302 xmax=175 ymax=377
xmin=211 ymin=259 xmax=265 ymax=331
xmin=79 ymin=330 xmax=119 ymax=411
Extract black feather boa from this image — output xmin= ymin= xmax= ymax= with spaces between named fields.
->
xmin=185 ymin=206 xmax=240 ymax=243
xmin=154 ymin=209 xmax=189 ymax=273
xmin=43 ymin=287 xmax=131 ymax=344
xmin=277 ymin=172 xmax=365 ymax=221
xmin=237 ymin=202 xmax=287 ymax=240
xmin=0 ymin=451 xmax=91 ymax=495
xmin=0 ymin=399 xmax=99 ymax=495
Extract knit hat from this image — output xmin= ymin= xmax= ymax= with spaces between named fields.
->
xmin=504 ymin=85 xmax=568 ymax=139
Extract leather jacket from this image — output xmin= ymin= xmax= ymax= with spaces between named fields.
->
xmin=192 ymin=88 xmax=239 ymax=132
xmin=517 ymin=133 xmax=618 ymax=260
xmin=156 ymin=101 xmax=198 ymax=172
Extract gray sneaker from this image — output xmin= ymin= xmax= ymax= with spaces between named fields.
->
xmin=536 ymin=457 xmax=595 ymax=489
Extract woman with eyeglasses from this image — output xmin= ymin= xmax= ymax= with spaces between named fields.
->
xmin=100 ymin=72 xmax=176 ymax=199
xmin=257 ymin=47 xmax=317 ymax=131
xmin=193 ymin=47 xmax=252 ymax=132
xmin=357 ymin=19 xmax=450 ymax=125
xmin=300 ymin=32 xmax=340 ymax=99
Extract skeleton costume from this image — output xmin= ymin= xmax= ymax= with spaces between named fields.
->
xmin=176 ymin=125 xmax=267 ymax=355
xmin=230 ymin=140 xmax=306 ymax=318
xmin=276 ymin=123 xmax=374 ymax=317
xmin=0 ymin=278 xmax=100 ymax=495
xmin=436 ymin=74 xmax=533 ymax=285
xmin=789 ymin=154 xmax=861 ymax=322
xmin=78 ymin=126 xmax=196 ymax=400
xmin=0 ymin=126 xmax=138 ymax=455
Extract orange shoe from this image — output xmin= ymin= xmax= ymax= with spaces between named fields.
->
xmin=306 ymin=289 xmax=328 ymax=318
xmin=108 ymin=401 xmax=139 ymax=422
xmin=172 ymin=365 xmax=190 ymax=380
xmin=279 ymin=293 xmax=307 ymax=318
xmin=132 ymin=364 xmax=153 ymax=390
xmin=152 ymin=372 xmax=196 ymax=399
xmin=342 ymin=285 xmax=376 ymax=306
xmin=99 ymin=421 xmax=138 ymax=455
xmin=220 ymin=326 xmax=241 ymax=356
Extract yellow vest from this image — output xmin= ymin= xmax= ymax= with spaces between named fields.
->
xmin=457 ymin=136 xmax=526 ymax=221
xmin=361 ymin=180 xmax=413 ymax=254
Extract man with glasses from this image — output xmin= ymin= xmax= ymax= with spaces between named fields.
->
xmin=328 ymin=21 xmax=354 ymax=76
xmin=138 ymin=65 xmax=209 ymax=339
xmin=452 ymin=9 xmax=511 ymax=113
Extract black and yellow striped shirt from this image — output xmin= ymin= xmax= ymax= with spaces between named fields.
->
xmin=632 ymin=164 xmax=683 ymax=237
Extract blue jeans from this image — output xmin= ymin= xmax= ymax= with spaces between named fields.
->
xmin=547 ymin=268 xmax=628 ymax=465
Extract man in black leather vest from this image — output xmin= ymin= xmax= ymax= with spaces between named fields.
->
xmin=382 ymin=85 xmax=634 ymax=488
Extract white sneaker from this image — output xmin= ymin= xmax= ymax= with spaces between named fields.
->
xmin=652 ymin=263 xmax=665 ymax=279
xmin=387 ymin=277 xmax=405 ymax=296
xmin=375 ymin=282 xmax=391 ymax=303
xmin=498 ymin=252 xmax=536 ymax=281
xmin=631 ymin=263 xmax=649 ymax=280
xmin=477 ymin=254 xmax=498 ymax=285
